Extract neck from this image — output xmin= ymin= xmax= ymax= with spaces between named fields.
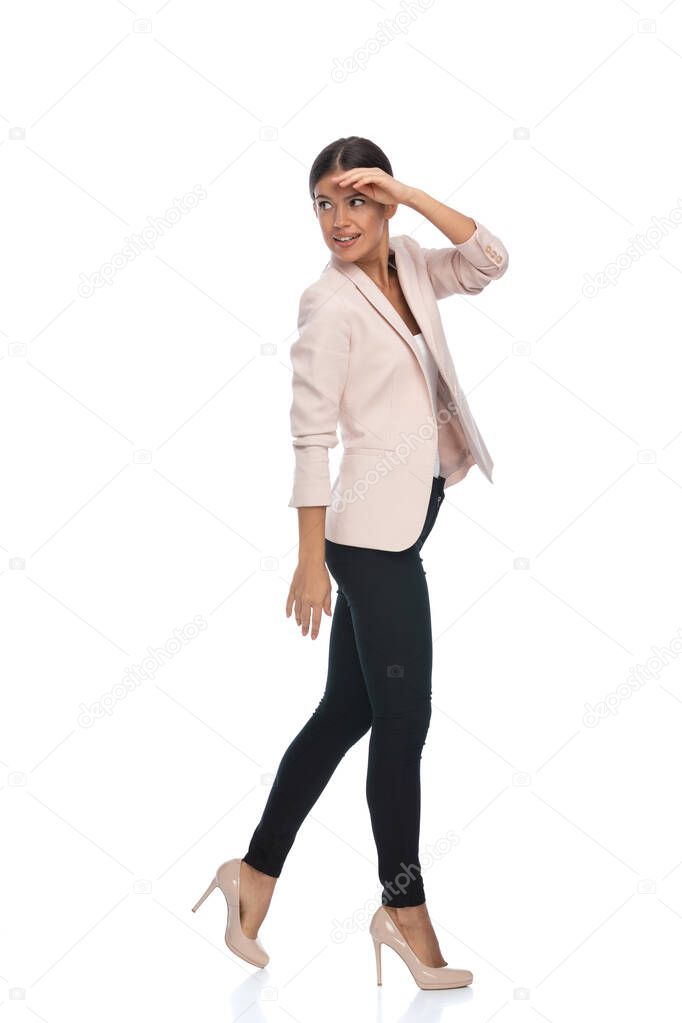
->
xmin=330 ymin=239 xmax=398 ymax=291
xmin=356 ymin=244 xmax=395 ymax=291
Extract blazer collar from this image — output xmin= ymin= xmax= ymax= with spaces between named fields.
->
xmin=327 ymin=235 xmax=438 ymax=365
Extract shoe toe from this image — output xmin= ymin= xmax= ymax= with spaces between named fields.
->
xmin=450 ymin=968 xmax=473 ymax=986
xmin=249 ymin=938 xmax=269 ymax=968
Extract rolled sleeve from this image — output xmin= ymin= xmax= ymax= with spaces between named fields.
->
xmin=421 ymin=220 xmax=509 ymax=299
xmin=287 ymin=286 xmax=351 ymax=508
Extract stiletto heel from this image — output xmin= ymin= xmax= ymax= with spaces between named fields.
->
xmin=191 ymin=877 xmax=217 ymax=913
xmin=374 ymin=938 xmax=382 ymax=986
xmin=369 ymin=906 xmax=472 ymax=991
xmin=191 ymin=858 xmax=270 ymax=968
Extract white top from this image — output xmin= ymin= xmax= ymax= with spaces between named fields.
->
xmin=410 ymin=332 xmax=440 ymax=477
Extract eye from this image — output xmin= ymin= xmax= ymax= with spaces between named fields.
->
xmin=317 ymin=200 xmax=331 ymax=210
xmin=350 ymin=197 xmax=364 ymax=206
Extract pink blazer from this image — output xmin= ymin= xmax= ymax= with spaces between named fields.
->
xmin=287 ymin=220 xmax=509 ymax=551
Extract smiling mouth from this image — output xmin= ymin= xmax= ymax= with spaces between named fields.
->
xmin=333 ymin=233 xmax=361 ymax=246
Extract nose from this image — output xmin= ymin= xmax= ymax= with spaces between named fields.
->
xmin=333 ymin=207 xmax=351 ymax=229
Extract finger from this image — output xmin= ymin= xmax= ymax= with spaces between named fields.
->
xmin=336 ymin=170 xmax=372 ymax=186
xmin=285 ymin=588 xmax=294 ymax=617
xmin=310 ymin=605 xmax=322 ymax=640
xmin=300 ymin=600 xmax=311 ymax=636
xmin=334 ymin=167 xmax=368 ymax=179
xmin=294 ymin=594 xmax=302 ymax=626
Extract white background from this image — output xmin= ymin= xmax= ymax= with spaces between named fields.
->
xmin=2 ymin=0 xmax=682 ymax=1019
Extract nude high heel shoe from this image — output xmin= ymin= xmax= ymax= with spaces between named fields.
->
xmin=191 ymin=858 xmax=269 ymax=968
xmin=369 ymin=906 xmax=473 ymax=990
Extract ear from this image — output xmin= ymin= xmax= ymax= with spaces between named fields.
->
xmin=384 ymin=204 xmax=398 ymax=222
xmin=311 ymin=200 xmax=319 ymax=219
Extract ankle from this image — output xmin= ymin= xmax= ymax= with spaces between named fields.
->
xmin=387 ymin=903 xmax=429 ymax=925
xmin=241 ymin=861 xmax=277 ymax=891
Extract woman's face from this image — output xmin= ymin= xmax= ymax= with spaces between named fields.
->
xmin=312 ymin=169 xmax=394 ymax=261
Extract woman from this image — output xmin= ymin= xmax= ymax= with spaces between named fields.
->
xmin=192 ymin=137 xmax=509 ymax=990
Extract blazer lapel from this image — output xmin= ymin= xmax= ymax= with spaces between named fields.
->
xmin=328 ymin=236 xmax=441 ymax=372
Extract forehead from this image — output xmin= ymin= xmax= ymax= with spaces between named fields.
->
xmin=313 ymin=172 xmax=356 ymax=198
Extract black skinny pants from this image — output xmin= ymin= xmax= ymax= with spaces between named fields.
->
xmin=243 ymin=474 xmax=446 ymax=907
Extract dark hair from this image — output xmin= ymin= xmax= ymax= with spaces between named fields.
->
xmin=308 ymin=136 xmax=393 ymax=200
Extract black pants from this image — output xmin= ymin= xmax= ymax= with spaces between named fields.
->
xmin=243 ymin=474 xmax=446 ymax=907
